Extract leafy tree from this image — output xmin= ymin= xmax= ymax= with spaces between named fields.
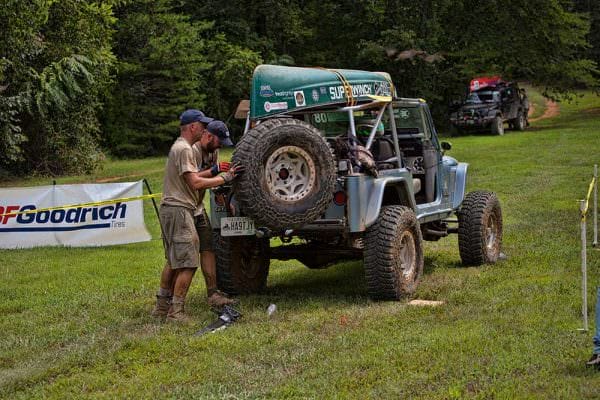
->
xmin=201 ymin=34 xmax=262 ymax=125
xmin=0 ymin=0 xmax=115 ymax=176
xmin=102 ymin=0 xmax=211 ymax=157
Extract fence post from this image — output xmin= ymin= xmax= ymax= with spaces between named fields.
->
xmin=581 ymin=199 xmax=589 ymax=331
xmin=594 ymin=164 xmax=598 ymax=247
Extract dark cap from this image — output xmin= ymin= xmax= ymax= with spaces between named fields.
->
xmin=207 ymin=120 xmax=234 ymax=147
xmin=179 ymin=109 xmax=213 ymax=126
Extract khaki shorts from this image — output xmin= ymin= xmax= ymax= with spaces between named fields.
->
xmin=195 ymin=210 xmax=214 ymax=252
xmin=160 ymin=205 xmax=200 ymax=269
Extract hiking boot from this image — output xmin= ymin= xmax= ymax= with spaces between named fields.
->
xmin=150 ymin=295 xmax=171 ymax=318
xmin=207 ymin=290 xmax=237 ymax=310
xmin=166 ymin=299 xmax=192 ymax=324
xmin=587 ymin=353 xmax=600 ymax=369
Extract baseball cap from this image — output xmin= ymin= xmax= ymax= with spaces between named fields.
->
xmin=179 ymin=109 xmax=214 ymax=126
xmin=207 ymin=120 xmax=234 ymax=147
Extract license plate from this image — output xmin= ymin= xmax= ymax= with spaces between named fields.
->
xmin=220 ymin=217 xmax=255 ymax=236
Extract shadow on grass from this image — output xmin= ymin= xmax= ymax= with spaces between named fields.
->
xmin=218 ymin=254 xmax=452 ymax=313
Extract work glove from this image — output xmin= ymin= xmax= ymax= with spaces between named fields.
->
xmin=221 ymin=163 xmax=245 ymax=183
xmin=210 ymin=161 xmax=231 ymax=176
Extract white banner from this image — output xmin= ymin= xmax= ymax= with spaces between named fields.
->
xmin=0 ymin=181 xmax=151 ymax=249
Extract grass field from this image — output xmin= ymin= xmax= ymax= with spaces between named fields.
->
xmin=1 ymin=91 xmax=600 ymax=399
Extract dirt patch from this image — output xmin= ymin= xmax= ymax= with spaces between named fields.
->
xmin=583 ymin=108 xmax=600 ymax=115
xmin=529 ymin=99 xmax=559 ymax=122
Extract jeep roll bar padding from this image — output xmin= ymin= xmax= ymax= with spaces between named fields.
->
xmin=386 ymin=103 xmax=403 ymax=169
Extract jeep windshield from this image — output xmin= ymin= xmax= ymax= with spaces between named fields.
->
xmin=465 ymin=90 xmax=500 ymax=104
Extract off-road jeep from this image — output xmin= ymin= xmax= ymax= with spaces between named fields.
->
xmin=450 ymin=76 xmax=527 ymax=135
xmin=210 ymin=65 xmax=503 ymax=300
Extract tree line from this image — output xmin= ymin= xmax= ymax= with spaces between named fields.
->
xmin=1 ymin=0 xmax=598 ymax=177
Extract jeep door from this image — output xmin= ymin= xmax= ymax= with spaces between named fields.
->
xmin=501 ymin=85 xmax=519 ymax=120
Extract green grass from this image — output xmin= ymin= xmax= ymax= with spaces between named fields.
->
xmin=1 ymin=90 xmax=600 ymax=399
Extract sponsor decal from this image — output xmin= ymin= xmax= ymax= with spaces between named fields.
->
xmin=0 ymin=202 xmax=127 ymax=232
xmin=259 ymin=85 xmax=274 ymax=97
xmin=275 ymin=90 xmax=293 ymax=98
xmin=320 ymin=86 xmax=327 ymax=95
xmin=399 ymin=109 xmax=410 ymax=119
xmin=294 ymin=91 xmax=306 ymax=107
xmin=373 ymin=81 xmax=392 ymax=96
xmin=264 ymin=101 xmax=288 ymax=112
xmin=329 ymin=83 xmax=373 ymax=100
xmin=312 ymin=89 xmax=319 ymax=102
xmin=472 ymin=80 xmax=480 ymax=90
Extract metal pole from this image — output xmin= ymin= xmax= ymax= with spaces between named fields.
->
xmin=143 ymin=178 xmax=166 ymax=245
xmin=594 ymin=164 xmax=598 ymax=247
xmin=581 ymin=199 xmax=589 ymax=331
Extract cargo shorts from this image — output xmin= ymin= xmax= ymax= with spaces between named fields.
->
xmin=195 ymin=209 xmax=214 ymax=252
xmin=160 ymin=205 xmax=200 ymax=269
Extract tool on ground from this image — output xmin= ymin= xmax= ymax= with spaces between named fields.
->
xmin=194 ymin=305 xmax=242 ymax=336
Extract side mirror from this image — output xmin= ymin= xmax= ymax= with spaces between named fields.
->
xmin=441 ymin=141 xmax=452 ymax=151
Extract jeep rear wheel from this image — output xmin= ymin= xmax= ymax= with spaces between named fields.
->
xmin=457 ymin=191 xmax=503 ymax=265
xmin=513 ymin=111 xmax=526 ymax=131
xmin=232 ymin=118 xmax=336 ymax=230
xmin=490 ymin=116 xmax=504 ymax=135
xmin=214 ymin=233 xmax=270 ymax=294
xmin=364 ymin=206 xmax=424 ymax=300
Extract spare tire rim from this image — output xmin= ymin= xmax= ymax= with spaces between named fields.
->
xmin=397 ymin=230 xmax=417 ymax=280
xmin=265 ymin=145 xmax=316 ymax=202
xmin=485 ymin=213 xmax=498 ymax=255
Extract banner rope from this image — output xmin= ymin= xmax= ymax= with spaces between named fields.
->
xmin=582 ymin=175 xmax=596 ymax=222
xmin=0 ymin=193 xmax=162 ymax=218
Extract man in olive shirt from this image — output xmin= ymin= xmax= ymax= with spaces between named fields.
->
xmin=152 ymin=109 xmax=240 ymax=323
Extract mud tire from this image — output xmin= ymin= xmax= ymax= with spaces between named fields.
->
xmin=232 ymin=118 xmax=336 ymax=230
xmin=458 ymin=191 xmax=503 ymax=266
xmin=490 ymin=116 xmax=504 ymax=135
xmin=364 ymin=206 xmax=424 ymax=300
xmin=214 ymin=232 xmax=270 ymax=294
xmin=513 ymin=111 xmax=526 ymax=131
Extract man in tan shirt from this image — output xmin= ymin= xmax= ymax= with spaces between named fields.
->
xmin=152 ymin=109 xmax=241 ymax=323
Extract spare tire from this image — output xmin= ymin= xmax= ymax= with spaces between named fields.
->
xmin=232 ymin=118 xmax=336 ymax=230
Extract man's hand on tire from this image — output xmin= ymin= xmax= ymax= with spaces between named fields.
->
xmin=210 ymin=161 xmax=231 ymax=176
xmin=221 ymin=163 xmax=244 ymax=183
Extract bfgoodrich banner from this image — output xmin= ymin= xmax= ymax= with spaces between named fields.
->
xmin=0 ymin=181 xmax=151 ymax=249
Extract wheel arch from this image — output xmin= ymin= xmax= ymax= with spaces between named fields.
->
xmin=452 ymin=162 xmax=469 ymax=210
xmin=364 ymin=177 xmax=417 ymax=229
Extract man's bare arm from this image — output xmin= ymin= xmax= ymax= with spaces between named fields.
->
xmin=184 ymin=171 xmax=225 ymax=190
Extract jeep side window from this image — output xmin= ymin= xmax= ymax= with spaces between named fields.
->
xmin=393 ymin=106 xmax=423 ymax=135
xmin=418 ymin=108 xmax=432 ymax=140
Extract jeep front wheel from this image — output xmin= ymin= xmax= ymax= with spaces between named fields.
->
xmin=232 ymin=118 xmax=336 ymax=230
xmin=457 ymin=191 xmax=503 ymax=265
xmin=214 ymin=233 xmax=270 ymax=294
xmin=364 ymin=206 xmax=424 ymax=300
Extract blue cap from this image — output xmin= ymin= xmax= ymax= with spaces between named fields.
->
xmin=179 ymin=109 xmax=213 ymax=126
xmin=207 ymin=120 xmax=234 ymax=147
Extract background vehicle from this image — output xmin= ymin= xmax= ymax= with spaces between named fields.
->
xmin=450 ymin=76 xmax=527 ymax=135
xmin=210 ymin=65 xmax=503 ymax=300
